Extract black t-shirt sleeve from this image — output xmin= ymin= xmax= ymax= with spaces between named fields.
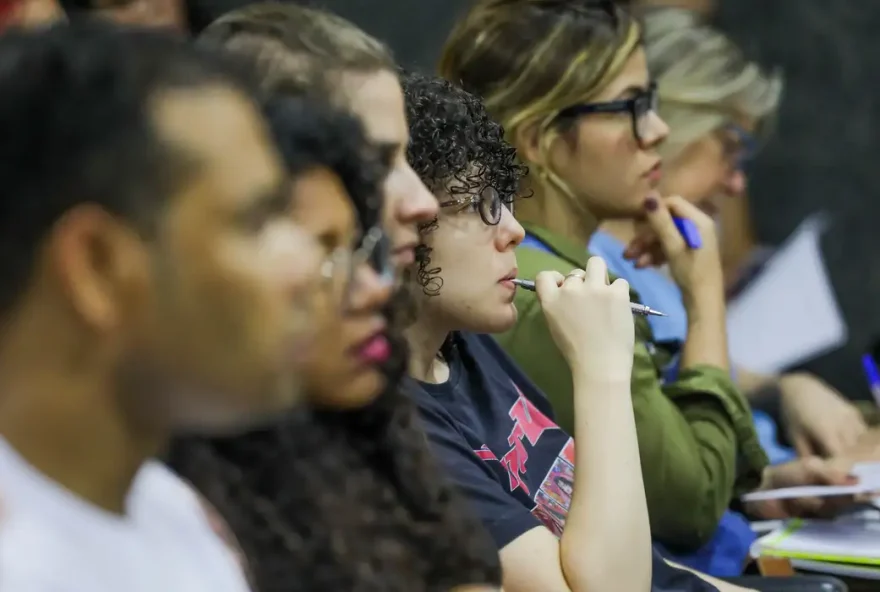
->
xmin=415 ymin=397 xmax=543 ymax=550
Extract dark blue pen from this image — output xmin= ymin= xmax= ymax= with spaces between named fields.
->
xmin=861 ymin=353 xmax=880 ymax=406
xmin=673 ymin=216 xmax=702 ymax=249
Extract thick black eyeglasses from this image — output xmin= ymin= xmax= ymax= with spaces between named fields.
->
xmin=555 ymin=83 xmax=659 ymax=144
xmin=321 ymin=226 xmax=393 ymax=306
xmin=438 ymin=186 xmax=513 ymax=226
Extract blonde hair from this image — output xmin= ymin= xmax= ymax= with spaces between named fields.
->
xmin=198 ymin=2 xmax=395 ymax=102
xmin=439 ymin=0 xmax=641 ymax=204
xmin=643 ymin=7 xmax=783 ymax=159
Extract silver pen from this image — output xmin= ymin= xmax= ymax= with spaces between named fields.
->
xmin=511 ymin=278 xmax=666 ymax=317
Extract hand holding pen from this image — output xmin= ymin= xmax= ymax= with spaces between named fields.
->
xmin=534 ymin=258 xmax=635 ymax=383
xmin=624 ymin=195 xmax=723 ymax=297
xmin=511 ymin=278 xmax=664 ymax=317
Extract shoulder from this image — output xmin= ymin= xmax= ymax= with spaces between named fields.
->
xmin=134 ymin=462 xmax=249 ymax=573
xmin=0 ymin=507 xmax=74 ymax=590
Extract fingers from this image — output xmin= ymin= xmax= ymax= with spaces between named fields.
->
xmin=610 ymin=277 xmax=630 ymax=297
xmin=563 ymin=268 xmax=586 ymax=285
xmin=583 ymin=257 xmax=608 ymax=287
xmin=784 ymin=496 xmax=825 ymax=518
xmin=664 ymin=195 xmax=713 ymax=228
xmin=792 ymin=433 xmax=816 ymax=458
xmin=534 ymin=270 xmax=566 ymax=302
xmin=536 ymin=258 xmax=614 ymax=298
xmin=641 ymin=194 xmax=687 ymax=256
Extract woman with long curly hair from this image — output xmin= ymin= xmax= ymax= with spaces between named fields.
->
xmin=400 ymin=71 xmax=759 ymax=592
xmin=167 ymin=5 xmax=503 ymax=591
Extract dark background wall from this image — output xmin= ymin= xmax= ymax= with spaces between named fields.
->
xmin=319 ymin=0 xmax=880 ymax=397
xmin=715 ymin=0 xmax=880 ymax=397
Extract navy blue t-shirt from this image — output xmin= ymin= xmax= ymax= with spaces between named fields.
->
xmin=407 ymin=332 xmax=719 ymax=592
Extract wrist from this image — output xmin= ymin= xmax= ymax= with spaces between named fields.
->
xmin=570 ymin=369 xmax=631 ymax=394
xmin=682 ymin=282 xmax=725 ymax=320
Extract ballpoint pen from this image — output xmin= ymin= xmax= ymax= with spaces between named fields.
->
xmin=510 ymin=278 xmax=667 ymax=317
xmin=861 ymin=353 xmax=880 ymax=407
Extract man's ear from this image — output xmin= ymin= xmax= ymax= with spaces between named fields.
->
xmin=48 ymin=203 xmax=149 ymax=333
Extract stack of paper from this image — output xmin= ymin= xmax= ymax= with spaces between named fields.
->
xmin=742 ymin=461 xmax=880 ymax=503
xmin=752 ymin=519 xmax=880 ymax=580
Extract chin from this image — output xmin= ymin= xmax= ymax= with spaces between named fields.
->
xmin=468 ymin=304 xmax=518 ymax=335
xmin=308 ymin=369 xmax=386 ymax=410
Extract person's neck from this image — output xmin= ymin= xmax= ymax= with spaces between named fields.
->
xmin=0 ymin=308 xmax=166 ymax=515
xmin=600 ymin=218 xmax=639 ymax=246
xmin=404 ymin=314 xmax=452 ymax=385
xmin=516 ymin=181 xmax=600 ymax=247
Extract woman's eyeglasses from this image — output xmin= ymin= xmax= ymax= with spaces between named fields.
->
xmin=438 ymin=185 xmax=513 ymax=226
xmin=555 ymin=83 xmax=659 ymax=145
xmin=721 ymin=123 xmax=757 ymax=172
xmin=320 ymin=226 xmax=393 ymax=305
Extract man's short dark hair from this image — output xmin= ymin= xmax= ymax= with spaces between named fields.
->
xmin=262 ymin=96 xmax=386 ymax=232
xmin=0 ymin=21 xmax=257 ymax=316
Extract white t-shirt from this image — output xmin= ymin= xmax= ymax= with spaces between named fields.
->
xmin=0 ymin=437 xmax=251 ymax=592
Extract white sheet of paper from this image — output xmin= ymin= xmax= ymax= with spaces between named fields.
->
xmin=726 ymin=213 xmax=848 ymax=373
xmin=789 ymin=559 xmax=880 ymax=580
xmin=741 ymin=461 xmax=880 ymax=502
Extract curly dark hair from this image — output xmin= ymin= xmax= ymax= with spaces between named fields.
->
xmin=167 ymin=96 xmax=502 ymax=592
xmin=403 ymin=71 xmax=528 ymax=297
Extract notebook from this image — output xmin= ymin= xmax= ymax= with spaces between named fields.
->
xmin=752 ymin=518 xmax=880 ymax=573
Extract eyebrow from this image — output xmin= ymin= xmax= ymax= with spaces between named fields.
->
xmin=374 ymin=141 xmax=401 ymax=166
xmin=614 ymin=84 xmax=649 ymax=100
xmin=244 ymin=178 xmax=291 ymax=219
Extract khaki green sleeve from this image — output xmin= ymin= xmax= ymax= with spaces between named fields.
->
xmin=497 ymin=260 xmax=768 ymax=550
xmin=630 ymin=327 xmax=767 ymax=548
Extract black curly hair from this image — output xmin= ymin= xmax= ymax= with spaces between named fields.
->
xmin=167 ymin=96 xmax=502 ymax=592
xmin=403 ymin=71 xmax=528 ymax=297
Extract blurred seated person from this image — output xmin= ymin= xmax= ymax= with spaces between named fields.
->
xmin=57 ymin=0 xmax=221 ymax=34
xmin=0 ymin=0 xmax=63 ymax=28
xmin=592 ymin=7 xmax=870 ymax=462
xmin=401 ymin=72 xmax=866 ymax=589
xmin=168 ymin=5 xmax=504 ymax=591
xmin=0 ymin=22 xmax=322 ymax=591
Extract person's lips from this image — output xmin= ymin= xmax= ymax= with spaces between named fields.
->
xmin=644 ymin=160 xmax=663 ymax=184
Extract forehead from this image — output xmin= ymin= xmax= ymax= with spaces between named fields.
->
xmin=338 ymin=69 xmax=408 ymax=147
xmin=592 ymin=48 xmax=650 ymax=101
xmin=151 ymin=85 xmax=284 ymax=214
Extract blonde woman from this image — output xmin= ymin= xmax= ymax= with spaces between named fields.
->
xmin=440 ymin=0 xmax=860 ymax=574
xmin=594 ymin=7 xmax=867 ymax=465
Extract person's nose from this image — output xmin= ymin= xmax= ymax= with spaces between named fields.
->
xmin=384 ymin=163 xmax=438 ymax=229
xmin=495 ymin=206 xmax=525 ymax=251
xmin=641 ymin=111 xmax=670 ymax=148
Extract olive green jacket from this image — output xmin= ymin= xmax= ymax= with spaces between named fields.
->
xmin=496 ymin=223 xmax=769 ymax=550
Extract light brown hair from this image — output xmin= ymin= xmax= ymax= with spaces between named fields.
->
xmin=439 ymin=0 xmax=641 ymax=199
xmin=198 ymin=2 xmax=395 ymax=101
